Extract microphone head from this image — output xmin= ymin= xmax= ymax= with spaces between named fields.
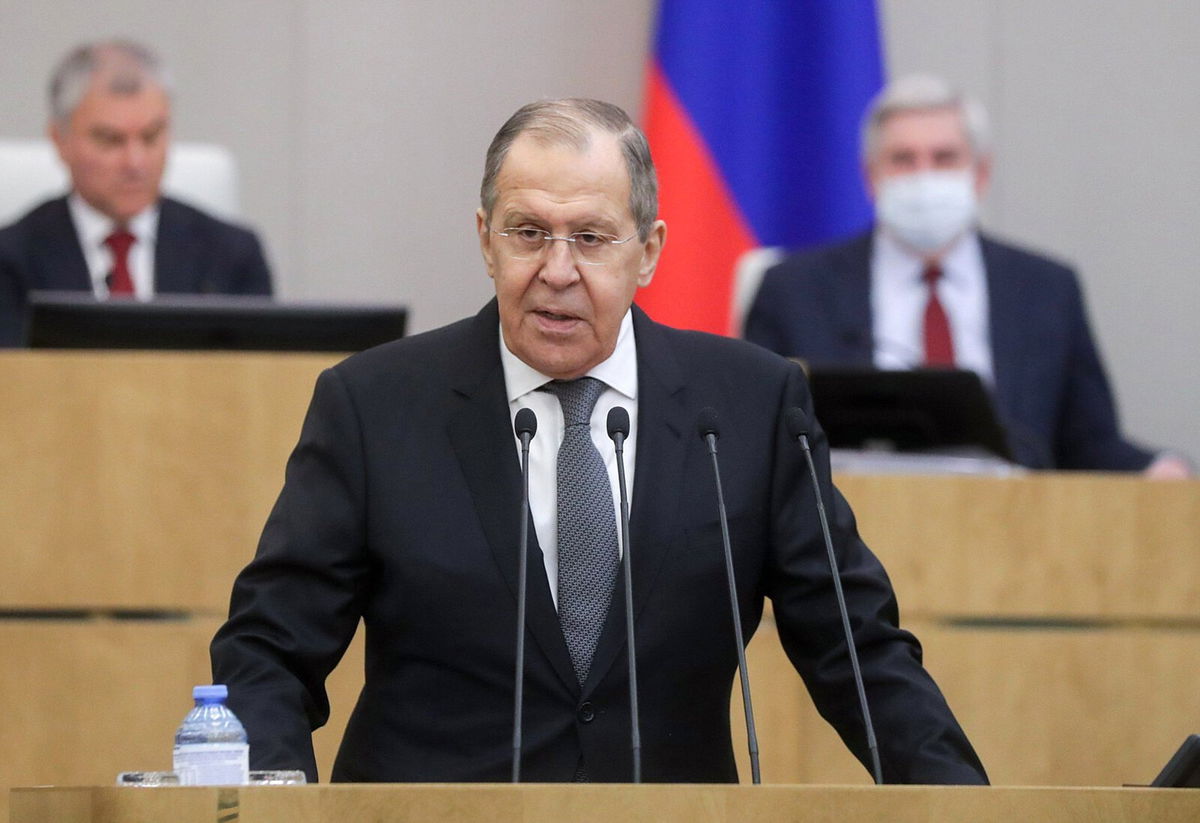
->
xmin=514 ymin=407 xmax=537 ymax=438
xmin=606 ymin=405 xmax=630 ymax=439
xmin=696 ymin=406 xmax=720 ymax=440
xmin=783 ymin=407 xmax=808 ymax=441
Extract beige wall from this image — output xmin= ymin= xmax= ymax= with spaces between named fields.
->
xmin=1 ymin=0 xmax=1195 ymax=459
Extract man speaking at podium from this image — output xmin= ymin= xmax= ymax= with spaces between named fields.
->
xmin=211 ymin=99 xmax=987 ymax=785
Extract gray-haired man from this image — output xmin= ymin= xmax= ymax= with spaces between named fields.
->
xmin=0 ymin=39 xmax=271 ymax=345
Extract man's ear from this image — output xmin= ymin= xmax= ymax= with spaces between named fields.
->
xmin=972 ymin=154 xmax=993 ymax=201
xmin=636 ymin=219 xmax=667 ymax=288
xmin=476 ymin=208 xmax=497 ymax=279
xmin=863 ymin=159 xmax=882 ymax=203
xmin=48 ymin=119 xmax=69 ymax=163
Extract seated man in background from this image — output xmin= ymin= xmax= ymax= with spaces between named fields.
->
xmin=744 ymin=74 xmax=1188 ymax=476
xmin=0 ymin=39 xmax=272 ymax=346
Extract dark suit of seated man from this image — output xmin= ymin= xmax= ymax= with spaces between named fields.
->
xmin=744 ymin=74 xmax=1189 ymax=477
xmin=210 ymin=98 xmax=988 ymax=785
xmin=0 ymin=39 xmax=271 ymax=347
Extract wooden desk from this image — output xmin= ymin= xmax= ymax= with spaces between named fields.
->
xmin=2 ymin=352 xmax=1198 ymax=818
xmin=12 ymin=784 xmax=1200 ymax=823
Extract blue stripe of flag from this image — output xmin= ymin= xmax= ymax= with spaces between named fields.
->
xmin=654 ymin=0 xmax=885 ymax=248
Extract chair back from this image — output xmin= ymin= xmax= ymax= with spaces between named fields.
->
xmin=0 ymin=138 xmax=241 ymax=225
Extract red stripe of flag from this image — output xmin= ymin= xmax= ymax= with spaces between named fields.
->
xmin=637 ymin=63 xmax=756 ymax=335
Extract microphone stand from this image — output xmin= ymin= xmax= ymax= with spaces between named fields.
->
xmin=787 ymin=409 xmax=883 ymax=785
xmin=607 ymin=406 xmax=641 ymax=782
xmin=697 ymin=407 xmax=761 ymax=784
xmin=511 ymin=408 xmax=536 ymax=782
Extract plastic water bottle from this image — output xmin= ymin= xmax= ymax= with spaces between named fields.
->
xmin=172 ymin=684 xmax=249 ymax=786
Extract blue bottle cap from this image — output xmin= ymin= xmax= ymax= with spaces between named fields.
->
xmin=193 ymin=684 xmax=229 ymax=702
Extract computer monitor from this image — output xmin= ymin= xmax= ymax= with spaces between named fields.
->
xmin=806 ymin=367 xmax=1013 ymax=461
xmin=1150 ymin=735 xmax=1200 ymax=788
xmin=24 ymin=292 xmax=407 ymax=352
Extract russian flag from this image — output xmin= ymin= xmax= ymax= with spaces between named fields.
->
xmin=638 ymin=0 xmax=885 ymax=335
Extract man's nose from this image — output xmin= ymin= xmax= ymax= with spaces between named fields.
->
xmin=538 ymin=238 xmax=580 ymax=287
xmin=119 ymin=140 xmax=149 ymax=175
xmin=914 ymin=158 xmax=934 ymax=173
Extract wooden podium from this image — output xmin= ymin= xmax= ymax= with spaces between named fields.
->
xmin=11 ymin=784 xmax=1200 ymax=823
xmin=3 ymin=352 xmax=1199 ymax=819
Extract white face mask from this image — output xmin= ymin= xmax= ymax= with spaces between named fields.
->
xmin=875 ymin=170 xmax=978 ymax=254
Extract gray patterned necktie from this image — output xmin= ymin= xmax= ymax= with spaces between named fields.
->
xmin=542 ymin=377 xmax=619 ymax=686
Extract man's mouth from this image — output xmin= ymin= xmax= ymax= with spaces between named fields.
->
xmin=533 ymin=309 xmax=583 ymax=331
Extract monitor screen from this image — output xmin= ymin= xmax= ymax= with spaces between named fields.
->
xmin=807 ymin=367 xmax=1013 ymax=461
xmin=24 ymin=292 xmax=407 ymax=353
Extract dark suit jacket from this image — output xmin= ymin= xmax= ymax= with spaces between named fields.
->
xmin=0 ymin=195 xmax=272 ymax=346
xmin=743 ymin=231 xmax=1154 ymax=471
xmin=210 ymin=300 xmax=986 ymax=785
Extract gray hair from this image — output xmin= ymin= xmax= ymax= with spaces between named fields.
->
xmin=861 ymin=73 xmax=990 ymax=161
xmin=49 ymin=40 xmax=172 ymax=123
xmin=480 ymin=98 xmax=658 ymax=241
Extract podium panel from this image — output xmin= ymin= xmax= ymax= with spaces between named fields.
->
xmin=0 ymin=621 xmax=221 ymax=794
xmin=0 ymin=350 xmax=337 ymax=610
xmin=729 ymin=617 xmax=1200 ymax=786
xmin=12 ymin=784 xmax=1200 ymax=823
xmin=836 ymin=473 xmax=1200 ymax=618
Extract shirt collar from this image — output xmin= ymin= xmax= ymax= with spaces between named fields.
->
xmin=67 ymin=192 xmax=160 ymax=250
xmin=873 ymin=227 xmax=981 ymax=285
xmin=500 ymin=308 xmax=638 ymax=403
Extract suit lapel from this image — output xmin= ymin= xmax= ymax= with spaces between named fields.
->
xmin=828 ymin=233 xmax=875 ymax=364
xmin=154 ymin=199 xmax=204 ymax=293
xmin=446 ymin=302 xmax=578 ymax=695
xmin=981 ymin=236 xmax=1025 ymax=422
xmin=583 ymin=308 xmax=688 ymax=695
xmin=34 ymin=198 xmax=91 ymax=291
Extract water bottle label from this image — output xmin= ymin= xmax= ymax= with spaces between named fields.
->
xmin=173 ymin=742 xmax=250 ymax=786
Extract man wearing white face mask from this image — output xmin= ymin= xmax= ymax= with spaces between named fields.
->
xmin=745 ymin=74 xmax=1189 ymax=476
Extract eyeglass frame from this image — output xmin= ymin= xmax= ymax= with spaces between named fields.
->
xmin=488 ymin=225 xmax=639 ymax=267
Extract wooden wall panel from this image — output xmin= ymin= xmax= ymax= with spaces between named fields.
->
xmin=0 ymin=620 xmax=221 ymax=823
xmin=729 ymin=617 xmax=1200 ymax=787
xmin=1 ymin=351 xmax=337 ymax=610
xmin=836 ymin=474 xmax=1200 ymax=618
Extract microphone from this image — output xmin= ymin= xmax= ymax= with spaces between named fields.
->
xmin=606 ymin=405 xmax=642 ymax=783
xmin=784 ymin=407 xmax=883 ymax=785
xmin=511 ymin=407 xmax=537 ymax=782
xmin=696 ymin=407 xmax=762 ymax=785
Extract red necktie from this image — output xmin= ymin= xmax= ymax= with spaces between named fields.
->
xmin=104 ymin=229 xmax=136 ymax=297
xmin=922 ymin=263 xmax=955 ymax=367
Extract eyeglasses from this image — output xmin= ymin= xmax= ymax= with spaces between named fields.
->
xmin=490 ymin=226 xmax=638 ymax=267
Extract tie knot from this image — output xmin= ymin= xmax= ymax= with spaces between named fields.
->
xmin=922 ymin=263 xmax=942 ymax=286
xmin=542 ymin=377 xmax=606 ymax=426
xmin=104 ymin=229 xmax=136 ymax=257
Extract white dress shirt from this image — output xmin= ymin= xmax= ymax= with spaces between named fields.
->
xmin=870 ymin=229 xmax=994 ymax=384
xmin=67 ymin=193 xmax=159 ymax=300
xmin=500 ymin=310 xmax=638 ymax=610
